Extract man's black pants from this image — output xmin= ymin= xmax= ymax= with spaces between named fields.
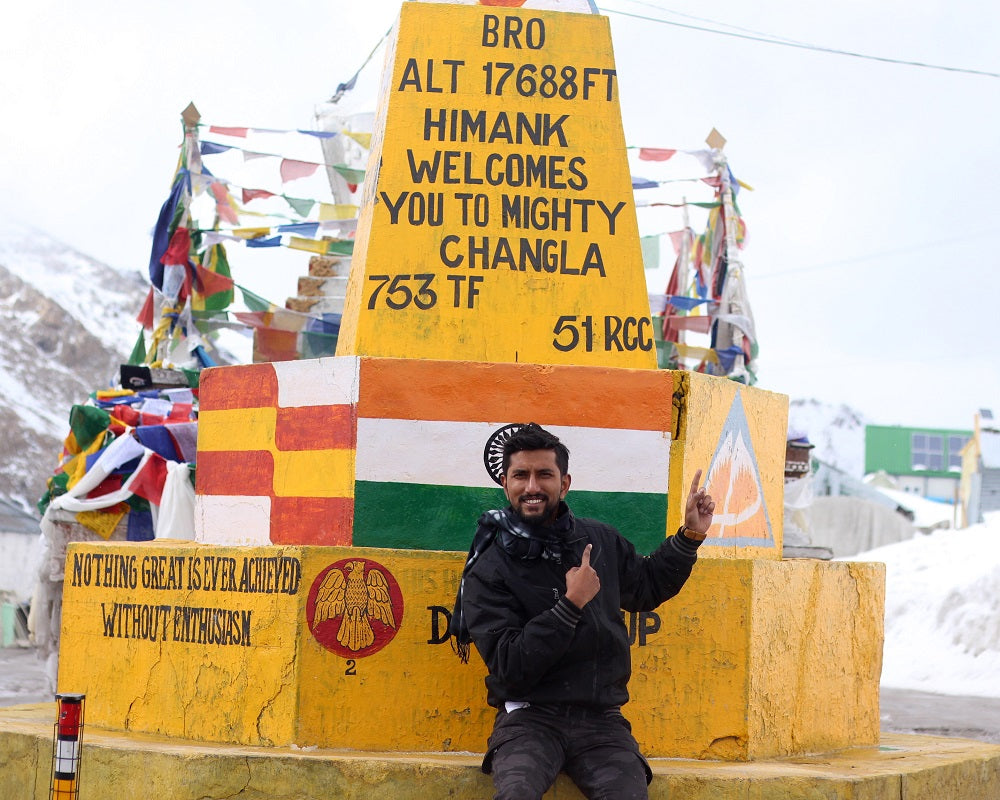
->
xmin=483 ymin=704 xmax=651 ymax=800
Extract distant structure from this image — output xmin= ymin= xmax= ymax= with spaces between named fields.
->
xmin=781 ymin=431 xmax=833 ymax=559
xmin=0 ymin=499 xmax=41 ymax=605
xmin=864 ymin=424 xmax=971 ymax=502
xmin=959 ymin=409 xmax=1000 ymax=526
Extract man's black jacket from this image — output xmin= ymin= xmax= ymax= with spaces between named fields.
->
xmin=462 ymin=509 xmax=701 ymax=710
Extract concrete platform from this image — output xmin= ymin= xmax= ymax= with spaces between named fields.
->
xmin=2 ymin=703 xmax=999 ymax=799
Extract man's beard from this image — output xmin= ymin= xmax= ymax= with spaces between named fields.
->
xmin=510 ymin=494 xmax=560 ymax=527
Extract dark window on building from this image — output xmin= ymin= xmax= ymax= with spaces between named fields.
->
xmin=948 ymin=435 xmax=969 ymax=470
xmin=912 ymin=433 xmax=944 ymax=470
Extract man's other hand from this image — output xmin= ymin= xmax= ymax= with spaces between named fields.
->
xmin=684 ymin=468 xmax=716 ymax=537
xmin=565 ymin=543 xmax=600 ymax=609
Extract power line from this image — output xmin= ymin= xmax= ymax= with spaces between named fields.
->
xmin=753 ymin=230 xmax=1000 ymax=280
xmin=612 ymin=0 xmax=813 ymax=46
xmin=598 ymin=5 xmax=1000 ymax=79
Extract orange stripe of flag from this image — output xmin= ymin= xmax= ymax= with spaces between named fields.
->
xmin=358 ymin=359 xmax=673 ymax=430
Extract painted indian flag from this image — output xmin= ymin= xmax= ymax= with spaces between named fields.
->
xmin=352 ymin=359 xmax=673 ymax=553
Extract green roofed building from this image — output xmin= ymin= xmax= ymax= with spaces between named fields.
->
xmin=865 ymin=424 xmax=972 ymax=503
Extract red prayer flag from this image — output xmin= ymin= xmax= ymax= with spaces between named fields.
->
xmin=194 ymin=261 xmax=236 ymax=296
xmin=242 ymin=188 xmax=275 ymax=204
xmin=668 ymin=315 xmax=713 ymax=334
xmin=639 ymin=148 xmax=676 ymax=162
xmin=168 ymin=403 xmax=194 ymax=421
xmin=111 ymin=405 xmax=141 ymax=427
xmin=233 ymin=311 xmax=274 ymax=329
xmin=209 ymin=126 xmax=248 ymax=137
xmin=161 ymin=227 xmax=192 ymax=266
xmin=253 ymin=328 xmax=299 ymax=362
xmin=129 ymin=453 xmax=169 ymax=506
xmin=136 ymin=288 xmax=155 ymax=329
xmin=210 ymin=182 xmax=239 ymax=225
xmin=280 ymin=159 xmax=320 ymax=183
xmin=86 ymin=474 xmax=124 ymax=499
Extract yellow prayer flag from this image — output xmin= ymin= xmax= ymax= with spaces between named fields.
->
xmin=64 ymin=434 xmax=109 ymax=489
xmin=318 ymin=203 xmax=359 ymax=221
xmin=76 ymin=507 xmax=128 ymax=540
xmin=674 ymin=343 xmax=719 ymax=363
xmin=232 ymin=227 xmax=273 ymax=240
xmin=343 ymin=131 xmax=372 ymax=150
xmin=288 ymin=237 xmax=328 ymax=254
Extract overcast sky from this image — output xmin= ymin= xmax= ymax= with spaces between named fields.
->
xmin=3 ymin=0 xmax=997 ymax=430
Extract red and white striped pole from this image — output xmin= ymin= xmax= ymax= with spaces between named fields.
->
xmin=50 ymin=693 xmax=85 ymax=800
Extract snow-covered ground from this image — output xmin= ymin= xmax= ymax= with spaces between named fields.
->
xmin=874 ymin=486 xmax=957 ymax=531
xmin=845 ymin=511 xmax=1000 ymax=698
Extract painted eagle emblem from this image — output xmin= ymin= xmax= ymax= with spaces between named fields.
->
xmin=312 ymin=561 xmax=396 ymax=651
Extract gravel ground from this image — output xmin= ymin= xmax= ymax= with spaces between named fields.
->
xmin=0 ymin=645 xmax=51 ymax=706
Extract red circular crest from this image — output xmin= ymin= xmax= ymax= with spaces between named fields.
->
xmin=306 ymin=559 xmax=404 ymax=658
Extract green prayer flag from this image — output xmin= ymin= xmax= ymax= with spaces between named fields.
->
xmin=181 ymin=367 xmax=201 ymax=388
xmin=640 ymin=236 xmax=660 ymax=270
xmin=127 ymin=329 xmax=147 ymax=366
xmin=69 ymin=404 xmax=110 ymax=450
xmin=203 ymin=244 xmax=235 ymax=311
xmin=332 ymin=164 xmax=366 ymax=184
xmin=38 ymin=471 xmax=71 ymax=515
xmin=239 ymin=285 xmax=272 ymax=312
xmin=284 ymin=196 xmax=315 ymax=218
xmin=326 ymin=240 xmax=355 ymax=256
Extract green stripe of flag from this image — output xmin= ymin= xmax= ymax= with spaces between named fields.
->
xmin=353 ymin=482 xmax=668 ymax=555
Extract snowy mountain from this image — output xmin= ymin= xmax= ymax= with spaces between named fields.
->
xmin=788 ymin=397 xmax=867 ymax=477
xmin=0 ymin=220 xmax=148 ymax=511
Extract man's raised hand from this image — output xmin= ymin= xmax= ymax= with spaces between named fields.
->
xmin=685 ymin=468 xmax=716 ymax=536
xmin=565 ymin=543 xmax=600 ymax=609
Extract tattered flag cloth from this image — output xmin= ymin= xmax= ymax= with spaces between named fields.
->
xmin=148 ymin=175 xmax=186 ymax=290
xmin=207 ymin=124 xmax=341 ymax=140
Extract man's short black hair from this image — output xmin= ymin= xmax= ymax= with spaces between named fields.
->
xmin=502 ymin=423 xmax=570 ymax=476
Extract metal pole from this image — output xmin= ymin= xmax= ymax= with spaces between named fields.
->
xmin=50 ymin=693 xmax=85 ymax=800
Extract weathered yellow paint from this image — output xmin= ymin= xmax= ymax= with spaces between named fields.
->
xmin=337 ymin=2 xmax=656 ymax=368
xmin=58 ymin=542 xmax=883 ymax=761
xmin=3 ymin=709 xmax=1000 ymax=800
xmin=271 ymin=449 xmax=355 ymax=497
xmin=3 ymin=702 xmax=1000 ymax=800
xmin=58 ymin=542 xmax=303 ymax=746
xmin=747 ymin=560 xmax=885 ymax=759
xmin=197 ymin=407 xmax=277 ymax=451
xmin=669 ymin=371 xmax=788 ymax=559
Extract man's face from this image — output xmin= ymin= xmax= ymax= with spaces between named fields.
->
xmin=501 ymin=449 xmax=571 ymax=526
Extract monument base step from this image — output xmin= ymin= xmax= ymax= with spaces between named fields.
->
xmin=2 ymin=703 xmax=998 ymax=799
